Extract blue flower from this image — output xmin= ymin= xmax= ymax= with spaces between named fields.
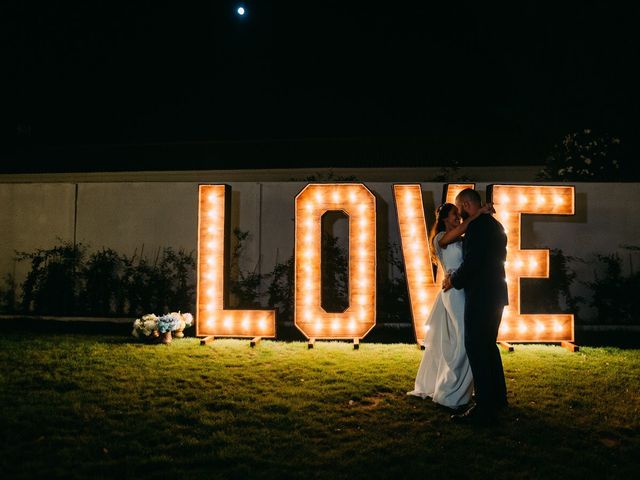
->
xmin=157 ymin=314 xmax=181 ymax=333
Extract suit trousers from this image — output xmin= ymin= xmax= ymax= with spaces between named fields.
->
xmin=463 ymin=302 xmax=507 ymax=407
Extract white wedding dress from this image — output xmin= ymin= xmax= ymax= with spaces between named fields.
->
xmin=407 ymin=231 xmax=473 ymax=408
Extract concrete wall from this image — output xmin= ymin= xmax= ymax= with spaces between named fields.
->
xmin=0 ymin=183 xmax=77 ymax=286
xmin=1 ymin=180 xmax=638 ymax=321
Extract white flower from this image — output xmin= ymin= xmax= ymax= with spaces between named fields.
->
xmin=566 ymin=166 xmax=573 ymax=173
xmin=612 ymin=138 xmax=620 ymax=144
xmin=584 ymin=129 xmax=591 ymax=134
xmin=584 ymin=158 xmax=592 ymax=165
xmin=182 ymin=313 xmax=194 ymax=327
xmin=132 ymin=319 xmax=142 ymax=337
xmin=142 ymin=319 xmax=157 ymax=335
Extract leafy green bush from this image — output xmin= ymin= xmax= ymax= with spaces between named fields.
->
xmin=521 ymin=249 xmax=581 ymax=318
xmin=17 ymin=241 xmax=86 ymax=315
xmin=583 ymin=250 xmax=640 ymax=325
xmin=376 ymin=242 xmax=411 ymax=323
xmin=8 ymin=241 xmax=196 ymax=316
xmin=228 ymin=228 xmax=263 ymax=308
xmin=538 ymin=129 xmax=624 ymax=181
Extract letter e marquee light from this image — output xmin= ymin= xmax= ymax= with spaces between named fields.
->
xmin=490 ymin=185 xmax=575 ymax=342
xmin=196 ymin=185 xmax=276 ymax=339
xmin=294 ymin=184 xmax=376 ymax=340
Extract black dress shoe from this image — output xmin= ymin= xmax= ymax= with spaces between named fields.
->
xmin=450 ymin=404 xmax=496 ymax=424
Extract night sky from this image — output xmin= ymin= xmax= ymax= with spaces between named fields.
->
xmin=2 ymin=1 xmax=638 ymax=173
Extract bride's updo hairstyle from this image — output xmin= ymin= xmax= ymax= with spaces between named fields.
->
xmin=428 ymin=203 xmax=456 ymax=265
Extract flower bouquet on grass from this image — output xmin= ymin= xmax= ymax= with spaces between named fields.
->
xmin=132 ymin=312 xmax=194 ymax=344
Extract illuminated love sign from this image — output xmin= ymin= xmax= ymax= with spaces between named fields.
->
xmin=196 ymin=183 xmax=575 ymax=345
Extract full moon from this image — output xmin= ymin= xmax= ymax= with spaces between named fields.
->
xmin=237 ymin=7 xmax=245 ymax=16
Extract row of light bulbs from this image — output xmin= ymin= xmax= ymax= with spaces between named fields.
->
xmin=205 ymin=316 xmax=270 ymax=331
xmin=498 ymin=194 xmax=566 ymax=206
xmin=500 ymin=321 xmax=566 ymax=335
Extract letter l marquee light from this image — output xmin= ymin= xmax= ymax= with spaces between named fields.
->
xmin=196 ymin=185 xmax=276 ymax=338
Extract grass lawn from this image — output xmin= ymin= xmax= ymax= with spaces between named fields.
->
xmin=0 ymin=333 xmax=638 ymax=479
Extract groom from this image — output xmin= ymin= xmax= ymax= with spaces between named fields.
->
xmin=443 ymin=189 xmax=508 ymax=423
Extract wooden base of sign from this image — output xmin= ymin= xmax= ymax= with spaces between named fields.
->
xmin=417 ymin=339 xmax=425 ymax=350
xmin=200 ymin=336 xmax=215 ymax=345
xmin=499 ymin=342 xmax=514 ymax=352
xmin=353 ymin=338 xmax=359 ymax=350
xmin=561 ymin=341 xmax=579 ymax=352
xmin=308 ymin=338 xmax=316 ymax=349
xmin=250 ymin=336 xmax=262 ymax=348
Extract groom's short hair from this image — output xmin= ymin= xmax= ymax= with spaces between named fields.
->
xmin=456 ymin=189 xmax=481 ymax=205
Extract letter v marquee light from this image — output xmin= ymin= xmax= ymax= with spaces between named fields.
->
xmin=294 ymin=184 xmax=376 ymax=339
xmin=393 ymin=183 xmax=474 ymax=345
xmin=196 ymin=185 xmax=276 ymax=338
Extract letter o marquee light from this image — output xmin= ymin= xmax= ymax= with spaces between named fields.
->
xmin=294 ymin=184 xmax=376 ymax=339
xmin=196 ymin=185 xmax=276 ymax=338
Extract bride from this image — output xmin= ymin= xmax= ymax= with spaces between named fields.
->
xmin=407 ymin=202 xmax=493 ymax=409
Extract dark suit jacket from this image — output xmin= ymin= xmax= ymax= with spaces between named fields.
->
xmin=450 ymin=214 xmax=508 ymax=308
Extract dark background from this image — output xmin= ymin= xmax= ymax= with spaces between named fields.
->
xmin=2 ymin=1 xmax=638 ymax=173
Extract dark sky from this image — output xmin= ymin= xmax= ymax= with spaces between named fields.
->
xmin=2 ymin=1 xmax=638 ymax=173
